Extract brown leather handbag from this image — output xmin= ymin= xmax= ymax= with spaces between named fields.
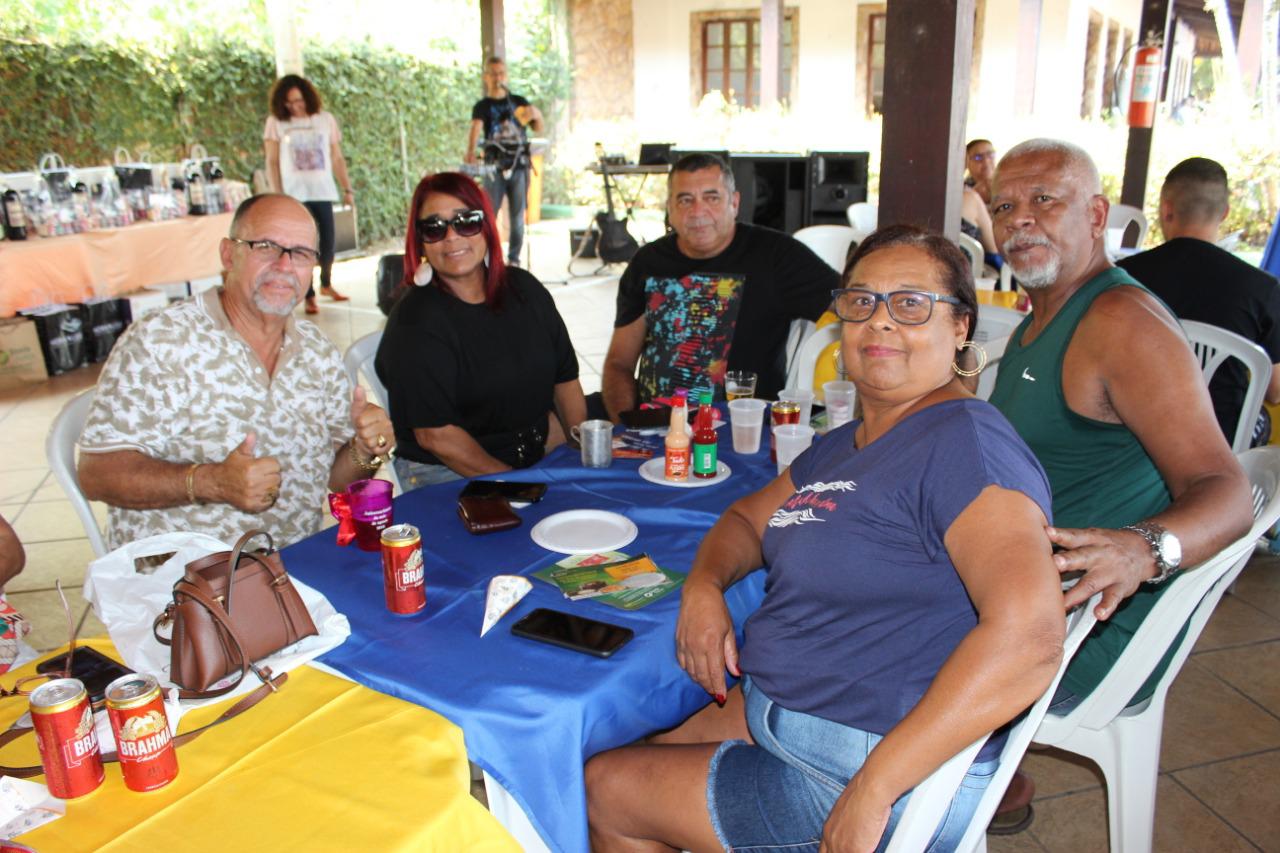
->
xmin=153 ymin=529 xmax=317 ymax=698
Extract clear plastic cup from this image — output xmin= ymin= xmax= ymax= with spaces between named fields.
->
xmin=775 ymin=424 xmax=816 ymax=475
xmin=823 ymin=381 xmax=856 ymax=430
xmin=778 ymin=388 xmax=815 ymax=428
xmin=728 ymin=398 xmax=769 ymax=454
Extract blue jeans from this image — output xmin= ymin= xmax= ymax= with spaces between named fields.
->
xmin=706 ymin=676 xmax=998 ymax=852
xmin=393 ymin=457 xmax=462 ymax=491
xmin=483 ymin=164 xmax=528 ymax=264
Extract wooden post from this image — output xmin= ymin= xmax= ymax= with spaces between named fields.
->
xmin=878 ymin=0 xmax=974 ymax=239
xmin=760 ymin=0 xmax=784 ymax=107
xmin=1119 ymin=0 xmax=1172 ymax=217
xmin=481 ymin=0 xmax=506 ymax=61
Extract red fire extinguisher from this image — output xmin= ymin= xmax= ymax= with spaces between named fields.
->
xmin=1128 ymin=44 xmax=1162 ymax=128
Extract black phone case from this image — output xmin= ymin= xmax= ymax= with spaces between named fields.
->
xmin=510 ymin=610 xmax=634 ymax=658
xmin=460 ymin=480 xmax=548 ymax=503
xmin=37 ymin=647 xmax=133 ymax=707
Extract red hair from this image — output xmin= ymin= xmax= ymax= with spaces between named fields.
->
xmin=401 ymin=172 xmax=507 ymax=308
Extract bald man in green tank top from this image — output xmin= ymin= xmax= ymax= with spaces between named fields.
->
xmin=983 ymin=138 xmax=1252 ymax=832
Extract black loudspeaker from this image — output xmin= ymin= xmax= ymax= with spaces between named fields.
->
xmin=805 ymin=152 xmax=869 ymax=226
xmin=730 ymin=154 xmax=807 ymax=234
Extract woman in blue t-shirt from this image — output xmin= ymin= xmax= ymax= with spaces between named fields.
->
xmin=586 ymin=225 xmax=1066 ymax=852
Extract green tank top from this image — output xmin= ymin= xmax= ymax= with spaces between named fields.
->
xmin=990 ymin=267 xmax=1176 ymax=702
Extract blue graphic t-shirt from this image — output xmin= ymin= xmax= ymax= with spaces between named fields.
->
xmin=743 ymin=398 xmax=1052 ymax=760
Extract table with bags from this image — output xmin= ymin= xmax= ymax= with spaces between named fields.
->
xmin=0 ymin=638 xmax=518 ymax=850
xmin=284 ymin=443 xmax=776 ymax=853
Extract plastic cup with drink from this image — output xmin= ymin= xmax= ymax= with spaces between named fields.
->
xmin=823 ymin=381 xmax=856 ymax=431
xmin=724 ymin=370 xmax=758 ymax=401
xmin=775 ymin=424 xmax=816 ymax=475
xmin=728 ymin=398 xmax=769 ymax=454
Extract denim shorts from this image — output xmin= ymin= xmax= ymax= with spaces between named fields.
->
xmin=393 ymin=457 xmax=462 ymax=490
xmin=706 ymin=676 xmax=998 ymax=852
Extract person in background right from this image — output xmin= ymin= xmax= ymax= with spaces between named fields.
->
xmin=965 ymin=138 xmax=997 ymax=204
xmin=1118 ymin=157 xmax=1280 ymax=445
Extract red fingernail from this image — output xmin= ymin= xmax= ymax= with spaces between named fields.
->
xmin=715 ymin=693 xmax=726 ymax=706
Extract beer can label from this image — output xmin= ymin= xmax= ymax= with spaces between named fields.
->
xmin=106 ymin=673 xmax=178 ymax=792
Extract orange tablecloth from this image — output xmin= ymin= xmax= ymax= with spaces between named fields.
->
xmin=0 ymin=213 xmax=232 ymax=317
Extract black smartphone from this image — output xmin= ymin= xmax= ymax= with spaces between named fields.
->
xmin=619 ymin=407 xmax=672 ymax=429
xmin=36 ymin=647 xmax=134 ymax=709
xmin=511 ymin=608 xmax=635 ymax=658
xmin=460 ymin=480 xmax=548 ymax=503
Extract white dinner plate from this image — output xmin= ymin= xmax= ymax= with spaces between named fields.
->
xmin=530 ymin=510 xmax=639 ymax=555
xmin=637 ymin=457 xmax=732 ymax=488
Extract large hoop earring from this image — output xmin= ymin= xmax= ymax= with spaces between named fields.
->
xmin=953 ymin=340 xmax=988 ymax=377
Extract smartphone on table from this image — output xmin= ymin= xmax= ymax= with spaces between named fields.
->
xmin=36 ymin=646 xmax=134 ymax=710
xmin=511 ymin=608 xmax=634 ymax=658
xmin=459 ymin=480 xmax=548 ymax=504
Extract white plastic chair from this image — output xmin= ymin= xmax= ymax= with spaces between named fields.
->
xmin=846 ymin=201 xmax=878 ymax=240
xmin=792 ymin=225 xmax=857 ymax=274
xmin=1106 ymin=203 xmax=1149 ymax=256
xmin=46 ymin=389 xmax=109 ymax=558
xmin=957 ymin=232 xmax=985 ymax=282
xmin=343 ymin=331 xmax=402 ymax=494
xmin=1025 ymin=444 xmax=1280 ymax=853
xmin=972 ymin=305 xmax=1024 ymax=401
xmin=1182 ymin=320 xmax=1273 ymax=453
xmin=884 ymin=592 xmax=1102 ymax=853
xmin=791 ymin=323 xmax=841 ymax=394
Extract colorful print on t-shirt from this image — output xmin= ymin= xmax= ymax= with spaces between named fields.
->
xmin=638 ymin=272 xmax=745 ymax=400
xmin=768 ymin=480 xmax=857 ymax=527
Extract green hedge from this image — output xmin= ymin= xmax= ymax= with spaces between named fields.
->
xmin=0 ymin=38 xmax=528 ymax=243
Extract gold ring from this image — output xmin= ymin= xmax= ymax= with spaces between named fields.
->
xmin=377 ymin=434 xmax=387 ymax=448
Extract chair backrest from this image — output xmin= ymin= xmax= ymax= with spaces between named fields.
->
xmin=791 ymin=322 xmax=841 ymax=394
xmin=782 ymin=318 xmax=817 ymax=390
xmin=1181 ymin=319 xmax=1273 ymax=453
xmin=45 ymin=389 xmax=109 ymax=557
xmin=846 ymin=201 xmax=878 ymax=239
xmin=792 ymin=225 xmax=857 ymax=274
xmin=1037 ymin=444 xmax=1280 ymax=744
xmin=884 ymin=592 xmax=1102 ymax=853
xmin=1106 ymin=203 xmax=1149 ymax=255
xmin=971 ymin=304 xmax=1024 ymax=401
xmin=344 ymin=331 xmax=390 ymax=411
xmin=957 ymin=232 xmax=984 ymax=281
xmin=343 ymin=331 xmax=402 ymax=495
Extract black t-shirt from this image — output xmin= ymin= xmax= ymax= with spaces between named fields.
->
xmin=375 ymin=268 xmax=579 ymax=468
xmin=1119 ymin=238 xmax=1280 ymax=439
xmin=614 ymin=223 xmax=838 ymax=402
xmin=471 ymin=94 xmax=531 ymax=169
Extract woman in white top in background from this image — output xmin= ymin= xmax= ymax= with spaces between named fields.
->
xmin=263 ymin=74 xmax=354 ymax=314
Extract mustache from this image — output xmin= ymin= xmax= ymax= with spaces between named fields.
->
xmin=1002 ymin=234 xmax=1053 ymax=255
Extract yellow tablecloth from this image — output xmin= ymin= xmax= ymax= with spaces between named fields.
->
xmin=0 ymin=214 xmax=231 ymax=317
xmin=1 ymin=640 xmax=517 ymax=852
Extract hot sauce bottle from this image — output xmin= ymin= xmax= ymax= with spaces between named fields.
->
xmin=664 ymin=391 xmax=690 ymax=481
xmin=692 ymin=391 xmax=719 ymax=478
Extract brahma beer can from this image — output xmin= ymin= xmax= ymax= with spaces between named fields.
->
xmin=105 ymin=673 xmax=178 ymax=792
xmin=30 ymin=678 xmax=104 ymax=798
xmin=381 ymin=523 xmax=426 ymax=615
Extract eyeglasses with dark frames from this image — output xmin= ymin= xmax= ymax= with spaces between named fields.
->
xmin=417 ymin=210 xmax=485 ymax=244
xmin=230 ymin=238 xmax=320 ymax=266
xmin=830 ymin=288 xmax=962 ymax=326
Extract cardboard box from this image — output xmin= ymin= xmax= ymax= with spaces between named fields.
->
xmin=0 ymin=318 xmax=49 ymax=390
xmin=120 ymin=289 xmax=169 ymax=324
xmin=21 ymin=304 xmax=88 ymax=376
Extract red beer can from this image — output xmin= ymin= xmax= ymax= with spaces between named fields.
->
xmin=105 ymin=673 xmax=178 ymax=792
xmin=381 ymin=524 xmax=426 ymax=615
xmin=30 ymin=678 xmax=104 ymax=799
xmin=770 ymin=400 xmax=801 ymax=463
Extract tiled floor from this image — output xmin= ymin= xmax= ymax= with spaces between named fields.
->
xmin=3 ymin=218 xmax=1279 ymax=850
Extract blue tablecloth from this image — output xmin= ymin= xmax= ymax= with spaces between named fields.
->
xmin=285 ymin=442 xmax=774 ymax=853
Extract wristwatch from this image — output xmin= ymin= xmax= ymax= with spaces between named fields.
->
xmin=1122 ymin=521 xmax=1183 ymax=585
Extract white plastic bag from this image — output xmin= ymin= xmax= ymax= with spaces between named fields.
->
xmin=83 ymin=532 xmax=350 ymax=708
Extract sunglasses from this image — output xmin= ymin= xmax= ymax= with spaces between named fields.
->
xmin=417 ymin=210 xmax=485 ymax=244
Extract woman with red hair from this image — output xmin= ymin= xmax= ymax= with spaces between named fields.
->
xmin=375 ymin=172 xmax=587 ymax=487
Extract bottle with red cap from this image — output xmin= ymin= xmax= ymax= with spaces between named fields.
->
xmin=692 ymin=390 xmax=719 ymax=478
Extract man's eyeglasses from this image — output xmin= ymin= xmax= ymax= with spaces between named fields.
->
xmin=417 ymin=210 xmax=485 ymax=244
xmin=230 ymin=238 xmax=320 ymax=266
xmin=831 ymin=288 xmax=962 ymax=325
